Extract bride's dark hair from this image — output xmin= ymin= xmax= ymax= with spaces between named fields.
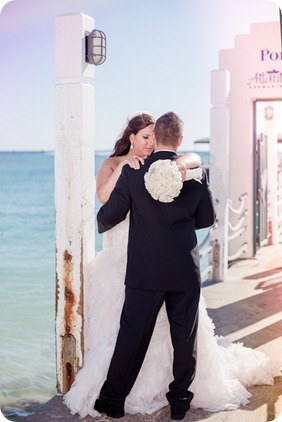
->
xmin=110 ymin=113 xmax=155 ymax=157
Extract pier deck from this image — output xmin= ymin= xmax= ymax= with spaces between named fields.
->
xmin=16 ymin=243 xmax=282 ymax=422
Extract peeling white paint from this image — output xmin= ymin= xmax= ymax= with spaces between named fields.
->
xmin=55 ymin=13 xmax=95 ymax=394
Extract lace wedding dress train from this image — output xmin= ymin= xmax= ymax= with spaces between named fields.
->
xmin=63 ymin=216 xmax=281 ymax=418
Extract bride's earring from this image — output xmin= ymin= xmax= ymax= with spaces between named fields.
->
xmin=130 ymin=143 xmax=134 ymax=150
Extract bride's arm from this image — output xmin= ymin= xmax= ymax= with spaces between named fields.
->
xmin=96 ymin=156 xmax=146 ymax=204
xmin=97 ymin=152 xmax=202 ymax=203
xmin=175 ymin=152 xmax=202 ymax=181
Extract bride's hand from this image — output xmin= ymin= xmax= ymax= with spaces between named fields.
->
xmin=119 ymin=155 xmax=147 ymax=170
xmin=177 ymin=163 xmax=186 ymax=181
xmin=176 ymin=152 xmax=201 ymax=170
xmin=176 ymin=152 xmax=202 ymax=182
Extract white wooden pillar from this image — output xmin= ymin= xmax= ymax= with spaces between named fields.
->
xmin=55 ymin=13 xmax=95 ymax=394
xmin=265 ymin=111 xmax=278 ymax=245
xmin=209 ymin=70 xmax=230 ymax=282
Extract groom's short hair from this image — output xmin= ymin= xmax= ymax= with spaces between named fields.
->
xmin=154 ymin=112 xmax=183 ymax=147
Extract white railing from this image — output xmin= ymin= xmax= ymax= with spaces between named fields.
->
xmin=278 ymin=186 xmax=282 ymax=236
xmin=199 ymin=193 xmax=249 ymax=282
xmin=199 ymin=223 xmax=218 ymax=281
xmin=226 ymin=193 xmax=248 ymax=262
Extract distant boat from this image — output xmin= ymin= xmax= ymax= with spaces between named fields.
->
xmin=193 ymin=138 xmax=209 ymax=152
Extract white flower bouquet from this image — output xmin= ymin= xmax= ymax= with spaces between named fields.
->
xmin=144 ymin=159 xmax=203 ymax=203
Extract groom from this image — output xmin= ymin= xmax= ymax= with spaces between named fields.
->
xmin=94 ymin=112 xmax=216 ymax=420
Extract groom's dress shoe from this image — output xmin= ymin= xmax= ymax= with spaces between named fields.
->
xmin=170 ymin=403 xmax=190 ymax=421
xmin=94 ymin=397 xmax=125 ymax=419
xmin=166 ymin=391 xmax=194 ymax=421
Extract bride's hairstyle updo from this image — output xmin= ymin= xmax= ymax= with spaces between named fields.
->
xmin=110 ymin=113 xmax=155 ymax=157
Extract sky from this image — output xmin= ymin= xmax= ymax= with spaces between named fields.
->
xmin=0 ymin=0 xmax=279 ymax=152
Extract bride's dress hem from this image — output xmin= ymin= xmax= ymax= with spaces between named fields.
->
xmin=63 ymin=216 xmax=282 ymax=418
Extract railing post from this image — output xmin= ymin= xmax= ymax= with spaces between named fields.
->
xmin=209 ymin=69 xmax=230 ymax=282
xmin=55 ymin=13 xmax=95 ymax=395
xmin=212 ymin=240 xmax=220 ymax=281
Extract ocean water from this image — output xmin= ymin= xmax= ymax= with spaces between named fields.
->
xmin=0 ymin=150 xmax=209 ymax=420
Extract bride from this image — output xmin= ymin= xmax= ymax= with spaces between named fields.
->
xmin=64 ymin=112 xmax=281 ymax=418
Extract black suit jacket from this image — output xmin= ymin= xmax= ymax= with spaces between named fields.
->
xmin=97 ymin=151 xmax=216 ymax=291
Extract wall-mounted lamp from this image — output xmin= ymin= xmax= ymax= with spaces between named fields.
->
xmin=85 ymin=29 xmax=106 ymax=66
xmin=264 ymin=106 xmax=274 ymax=120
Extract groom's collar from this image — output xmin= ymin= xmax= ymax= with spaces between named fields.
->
xmin=154 ymin=149 xmax=176 ymax=153
xmin=151 ymin=150 xmax=178 ymax=161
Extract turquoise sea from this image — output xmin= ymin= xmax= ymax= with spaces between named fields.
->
xmin=0 ymin=150 xmax=209 ymax=420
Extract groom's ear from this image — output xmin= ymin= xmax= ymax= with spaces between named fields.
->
xmin=177 ymin=135 xmax=183 ymax=147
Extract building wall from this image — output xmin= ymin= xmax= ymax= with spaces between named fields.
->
xmin=211 ymin=21 xmax=282 ymax=261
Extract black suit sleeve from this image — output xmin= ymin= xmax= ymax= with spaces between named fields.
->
xmin=97 ymin=167 xmax=131 ymax=233
xmin=194 ymin=169 xmax=216 ymax=230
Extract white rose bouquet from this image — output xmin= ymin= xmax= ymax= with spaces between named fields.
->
xmin=144 ymin=159 xmax=203 ymax=203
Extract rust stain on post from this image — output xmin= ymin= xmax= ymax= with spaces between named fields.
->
xmin=63 ymin=250 xmax=76 ymax=334
xmin=57 ymin=248 xmax=85 ymax=393
xmin=60 ymin=250 xmax=77 ymax=392
xmin=79 ymin=239 xmax=84 ymax=357
xmin=62 ymin=333 xmax=76 ymax=392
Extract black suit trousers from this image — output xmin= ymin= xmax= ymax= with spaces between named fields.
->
xmin=99 ymin=285 xmax=200 ymax=403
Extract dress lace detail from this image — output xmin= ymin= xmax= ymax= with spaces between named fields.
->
xmin=63 ymin=216 xmax=281 ymax=418
xmin=102 ymin=213 xmax=129 ymax=251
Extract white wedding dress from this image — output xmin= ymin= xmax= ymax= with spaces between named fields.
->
xmin=64 ymin=215 xmax=281 ymax=418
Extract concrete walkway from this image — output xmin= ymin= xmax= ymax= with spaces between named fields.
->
xmin=17 ymin=244 xmax=282 ymax=422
